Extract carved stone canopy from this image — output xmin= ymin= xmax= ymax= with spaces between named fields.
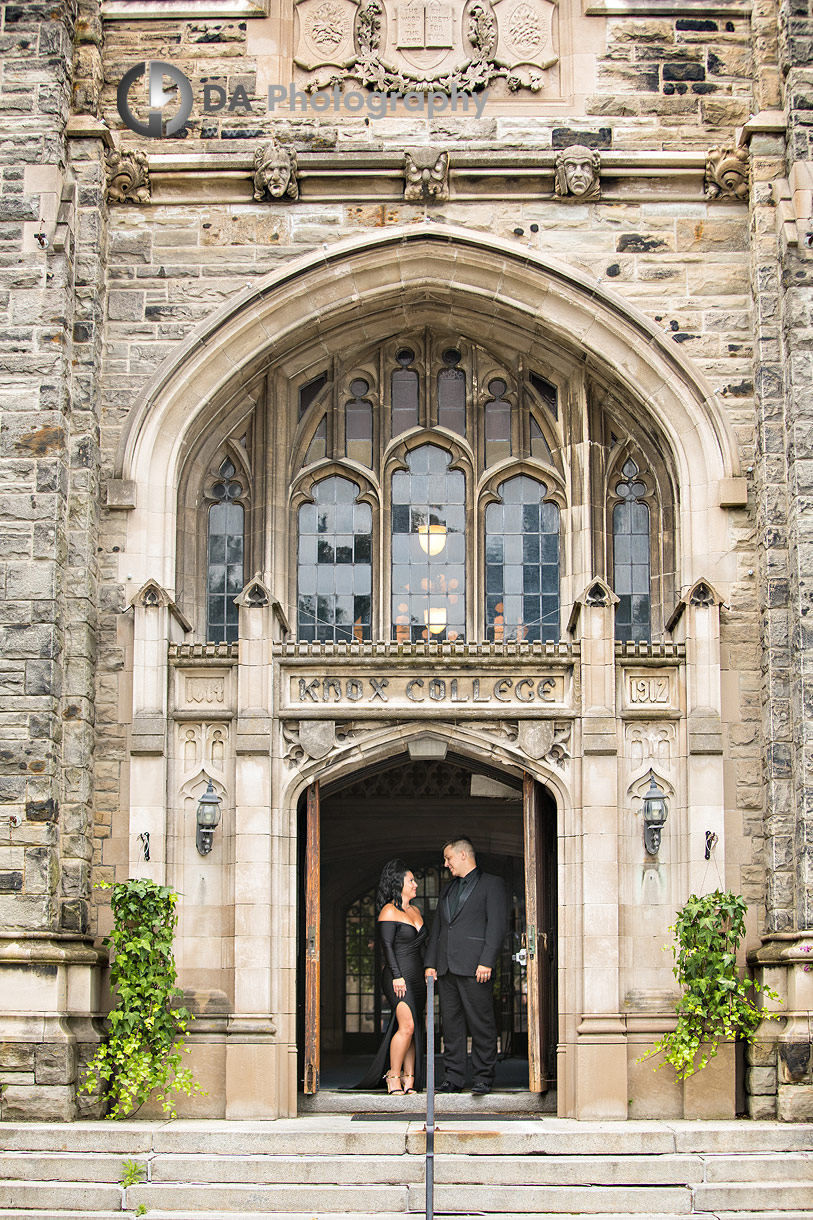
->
xmin=554 ymin=144 xmax=601 ymax=201
xmin=253 ymin=139 xmax=299 ymax=202
xmin=404 ymin=148 xmax=450 ymax=202
xmin=105 ymin=148 xmax=150 ymax=204
xmin=705 ymin=144 xmax=749 ymax=201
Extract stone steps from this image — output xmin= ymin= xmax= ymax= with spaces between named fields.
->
xmin=2 ymin=1151 xmax=813 ymax=1186
xmin=0 ymin=1120 xmax=810 ymax=1218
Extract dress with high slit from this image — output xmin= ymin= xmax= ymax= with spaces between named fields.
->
xmin=355 ymin=920 xmax=427 ymax=1090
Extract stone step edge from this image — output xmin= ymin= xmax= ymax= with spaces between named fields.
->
xmin=1 ymin=1213 xmax=813 ymax=1220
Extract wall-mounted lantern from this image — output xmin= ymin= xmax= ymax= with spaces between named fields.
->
xmin=642 ymin=771 xmax=668 ymax=856
xmin=196 ymin=779 xmax=222 ymax=856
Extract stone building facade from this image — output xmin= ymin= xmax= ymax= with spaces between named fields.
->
xmin=0 ymin=0 xmax=811 ymax=1121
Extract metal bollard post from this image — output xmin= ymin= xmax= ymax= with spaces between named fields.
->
xmin=425 ymin=972 xmax=435 ymax=1220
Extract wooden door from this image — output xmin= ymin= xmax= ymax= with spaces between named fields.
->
xmin=523 ymin=774 xmax=554 ymax=1094
xmin=304 ymin=781 xmax=320 ymax=1093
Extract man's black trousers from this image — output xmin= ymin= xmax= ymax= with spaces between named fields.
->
xmin=438 ymin=971 xmax=498 ymax=1087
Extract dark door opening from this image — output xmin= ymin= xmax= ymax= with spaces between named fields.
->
xmin=296 ymin=752 xmax=557 ymax=1093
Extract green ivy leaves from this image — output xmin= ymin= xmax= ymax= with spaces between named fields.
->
xmin=81 ymin=878 xmax=203 ymax=1119
xmin=645 ymin=889 xmax=780 ymax=1079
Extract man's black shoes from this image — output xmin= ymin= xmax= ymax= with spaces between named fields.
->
xmin=438 ymin=1081 xmax=463 ymax=1093
xmin=471 ymin=1082 xmax=492 ymax=1095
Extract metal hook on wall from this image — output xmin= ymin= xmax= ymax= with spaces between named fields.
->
xmin=704 ymin=830 xmax=718 ymax=861
xmin=138 ymin=831 xmax=150 ymax=862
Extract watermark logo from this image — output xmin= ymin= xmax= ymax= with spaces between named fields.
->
xmin=117 ymin=61 xmax=194 ymax=138
xmin=116 ymin=62 xmax=488 ymax=136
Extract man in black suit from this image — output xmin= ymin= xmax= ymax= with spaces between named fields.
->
xmin=424 ymin=837 xmax=509 ymax=1094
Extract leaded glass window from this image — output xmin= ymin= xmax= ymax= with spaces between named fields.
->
xmin=485 ymin=475 xmax=559 ymax=642
xmin=346 ymin=378 xmax=373 ymax=467
xmin=206 ymin=459 xmax=244 ymax=643
xmin=485 ymin=378 xmax=511 ymax=467
xmin=297 ymin=476 xmax=372 ymax=642
xmin=392 ymin=348 xmax=419 ymax=436
xmin=391 ymin=444 xmax=465 ymax=642
xmin=437 ymin=348 xmax=466 ymax=436
xmin=613 ymin=459 xmax=651 ymax=642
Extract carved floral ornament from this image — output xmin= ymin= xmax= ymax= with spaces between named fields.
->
xmin=705 ymin=144 xmax=749 ymax=201
xmin=282 ymin=716 xmax=570 ymax=771
xmin=105 ymin=148 xmax=150 ymax=204
xmin=294 ymin=0 xmax=559 ymax=94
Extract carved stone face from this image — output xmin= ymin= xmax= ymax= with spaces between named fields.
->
xmin=263 ymin=151 xmax=292 ymax=198
xmin=561 ymin=148 xmax=598 ymax=197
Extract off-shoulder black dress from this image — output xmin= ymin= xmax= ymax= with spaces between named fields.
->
xmin=355 ymin=919 xmax=427 ymax=1091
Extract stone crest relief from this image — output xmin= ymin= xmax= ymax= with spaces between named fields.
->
xmin=294 ymin=0 xmax=558 ymax=94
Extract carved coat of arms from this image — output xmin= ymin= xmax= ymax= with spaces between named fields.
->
xmin=294 ymin=0 xmax=558 ymax=94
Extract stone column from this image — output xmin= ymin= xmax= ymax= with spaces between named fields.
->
xmin=225 ymin=579 xmax=277 ymax=1116
xmin=745 ymin=0 xmax=813 ymax=1122
xmin=129 ymin=582 xmax=189 ymax=882
xmin=568 ymin=581 xmax=628 ymax=1119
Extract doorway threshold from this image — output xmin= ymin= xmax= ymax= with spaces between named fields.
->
xmin=299 ymin=1090 xmax=557 ymax=1116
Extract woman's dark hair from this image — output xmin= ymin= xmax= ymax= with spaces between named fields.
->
xmin=376 ymin=859 xmax=410 ymax=913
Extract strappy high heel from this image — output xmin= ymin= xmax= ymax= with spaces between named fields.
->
xmin=401 ymin=1073 xmax=416 ymax=1094
xmin=385 ymin=1071 xmax=404 ymax=1094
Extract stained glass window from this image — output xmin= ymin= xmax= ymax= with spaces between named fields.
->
xmin=297 ymin=476 xmax=372 ymax=643
xmin=437 ymin=348 xmax=466 ymax=436
xmin=485 ymin=378 xmax=511 ymax=467
xmin=613 ymin=459 xmax=651 ymax=642
xmin=346 ymin=378 xmax=373 ymax=467
xmin=485 ymin=475 xmax=559 ymax=643
xmin=391 ymin=444 xmax=465 ymax=643
xmin=206 ymin=458 xmax=244 ymax=644
xmin=392 ymin=348 xmax=419 ymax=436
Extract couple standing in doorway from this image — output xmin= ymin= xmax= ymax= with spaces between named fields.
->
xmin=357 ymin=838 xmax=509 ymax=1096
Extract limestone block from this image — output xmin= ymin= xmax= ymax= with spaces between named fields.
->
xmin=0 ymin=1084 xmax=75 ymax=1121
xmin=683 ymin=1042 xmax=736 ymax=1119
xmin=34 ymin=1041 xmax=74 ymax=1085
xmin=748 ymin=1092 xmax=777 ymax=1119
xmin=779 ymin=1041 xmax=812 ymax=1083
xmin=778 ymin=1084 xmax=813 ymax=1121
xmin=745 ymin=1064 xmax=777 ymax=1094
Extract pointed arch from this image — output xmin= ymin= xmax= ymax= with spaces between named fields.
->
xmin=115 ymin=225 xmax=741 ymax=600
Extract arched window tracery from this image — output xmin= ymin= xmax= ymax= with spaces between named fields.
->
xmin=185 ymin=333 xmax=678 ymax=647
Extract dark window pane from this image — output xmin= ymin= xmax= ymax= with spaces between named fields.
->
xmin=299 ymin=371 xmax=328 ymax=419
xmin=390 ymin=444 xmax=466 ymax=642
xmin=298 ymin=475 xmax=373 ymax=642
xmin=207 ymin=495 xmax=244 ymax=643
xmin=613 ymin=462 xmax=651 ymax=642
xmin=438 ymin=366 xmax=466 ymax=436
xmin=392 ymin=367 xmax=419 ymax=435
xmin=484 ymin=474 xmax=559 ymax=643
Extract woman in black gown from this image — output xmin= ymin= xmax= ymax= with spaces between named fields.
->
xmin=357 ymin=859 xmax=427 ymax=1094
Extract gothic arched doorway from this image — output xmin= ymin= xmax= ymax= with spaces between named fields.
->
xmin=296 ymin=751 xmax=557 ymax=1096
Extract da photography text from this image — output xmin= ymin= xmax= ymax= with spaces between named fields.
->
xmin=117 ymin=62 xmax=489 ymax=137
